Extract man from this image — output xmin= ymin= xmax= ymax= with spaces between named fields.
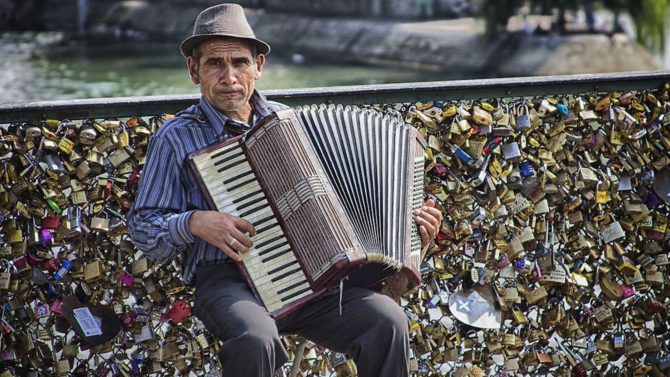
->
xmin=128 ymin=4 xmax=442 ymax=377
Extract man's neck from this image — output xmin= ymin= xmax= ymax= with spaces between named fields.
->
xmin=222 ymin=104 xmax=253 ymax=124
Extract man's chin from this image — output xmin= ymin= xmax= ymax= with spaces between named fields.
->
xmin=213 ymin=99 xmax=245 ymax=112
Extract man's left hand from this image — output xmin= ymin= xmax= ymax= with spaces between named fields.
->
xmin=414 ymin=198 xmax=442 ymax=255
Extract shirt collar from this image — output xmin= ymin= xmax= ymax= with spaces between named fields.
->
xmin=198 ymin=90 xmax=272 ymax=136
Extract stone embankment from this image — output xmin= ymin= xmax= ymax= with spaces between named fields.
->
xmin=1 ymin=0 xmax=662 ymax=77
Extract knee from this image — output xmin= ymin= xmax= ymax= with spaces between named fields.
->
xmin=236 ymin=328 xmax=281 ymax=351
xmin=379 ymin=303 xmax=409 ymax=337
xmin=368 ymin=297 xmax=409 ymax=340
xmin=219 ymin=326 xmax=283 ymax=362
xmin=218 ymin=327 xmax=288 ymax=374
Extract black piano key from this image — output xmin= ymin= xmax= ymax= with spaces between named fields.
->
xmin=277 ymin=280 xmax=307 ymax=295
xmin=260 ymin=247 xmax=291 ymax=263
xmin=270 ymin=266 xmax=302 ymax=283
xmin=213 ymin=150 xmax=244 ymax=166
xmin=210 ymin=147 xmax=237 ymax=160
xmin=240 ymin=203 xmax=268 ymax=217
xmin=216 ymin=157 xmax=247 ymax=172
xmin=280 ymin=286 xmax=312 ymax=302
xmin=237 ymin=197 xmax=265 ymax=212
xmin=267 ymin=260 xmax=298 ymax=276
xmin=258 ymin=241 xmax=289 ymax=257
xmin=253 ymin=215 xmax=275 ymax=228
xmin=255 ymin=234 xmax=284 ymax=249
xmin=228 ymin=177 xmax=257 ymax=191
xmin=223 ymin=170 xmax=253 ymax=185
xmin=256 ymin=222 xmax=278 ymax=234
xmin=232 ymin=189 xmax=263 ymax=205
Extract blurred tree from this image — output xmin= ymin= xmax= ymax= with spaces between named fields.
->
xmin=482 ymin=0 xmax=525 ymax=39
xmin=481 ymin=0 xmax=670 ymax=54
xmin=625 ymin=0 xmax=669 ymax=54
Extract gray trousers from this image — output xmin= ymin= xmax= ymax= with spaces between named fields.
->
xmin=193 ymin=262 xmax=410 ymax=377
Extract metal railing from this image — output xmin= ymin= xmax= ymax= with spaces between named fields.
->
xmin=1 ymin=70 xmax=669 ymax=123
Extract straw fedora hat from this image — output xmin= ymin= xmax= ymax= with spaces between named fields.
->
xmin=180 ymin=3 xmax=271 ymax=58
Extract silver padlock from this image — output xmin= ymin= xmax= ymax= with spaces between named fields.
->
xmin=516 ymin=103 xmax=530 ymax=130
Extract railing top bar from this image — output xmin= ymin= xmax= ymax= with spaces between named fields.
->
xmin=265 ymin=70 xmax=670 ymax=97
xmin=1 ymin=71 xmax=669 ymax=123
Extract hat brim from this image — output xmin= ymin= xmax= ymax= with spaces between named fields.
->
xmin=180 ymin=34 xmax=271 ymax=58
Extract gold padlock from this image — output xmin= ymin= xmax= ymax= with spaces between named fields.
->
xmin=90 ymin=215 xmax=109 ymax=233
xmin=83 ymin=260 xmax=103 ymax=282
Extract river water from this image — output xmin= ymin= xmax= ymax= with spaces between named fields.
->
xmin=0 ymin=32 xmax=443 ymax=104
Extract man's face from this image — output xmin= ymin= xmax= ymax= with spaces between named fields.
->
xmin=187 ymin=38 xmax=265 ymax=119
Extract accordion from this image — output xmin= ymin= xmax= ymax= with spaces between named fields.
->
xmin=188 ymin=104 xmax=426 ymax=317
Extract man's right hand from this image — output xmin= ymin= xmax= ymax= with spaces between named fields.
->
xmin=189 ymin=210 xmax=256 ymax=262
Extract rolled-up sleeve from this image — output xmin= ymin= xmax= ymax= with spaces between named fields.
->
xmin=127 ymin=135 xmax=194 ymax=265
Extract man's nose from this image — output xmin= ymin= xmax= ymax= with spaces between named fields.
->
xmin=220 ymin=67 xmax=237 ymax=85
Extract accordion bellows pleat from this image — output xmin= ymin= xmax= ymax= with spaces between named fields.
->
xmin=188 ymin=104 xmax=426 ymax=317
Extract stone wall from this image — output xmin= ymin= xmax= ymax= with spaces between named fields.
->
xmin=262 ymin=0 xmax=477 ymax=18
xmin=2 ymin=0 xmax=483 ymax=32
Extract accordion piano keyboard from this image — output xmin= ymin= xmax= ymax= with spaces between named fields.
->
xmin=192 ymin=142 xmax=313 ymax=313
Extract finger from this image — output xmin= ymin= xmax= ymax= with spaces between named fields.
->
xmin=227 ymin=237 xmax=250 ymax=255
xmin=219 ymin=242 xmax=241 ymax=262
xmin=422 ymin=206 xmax=443 ymax=221
xmin=229 ymin=229 xmax=253 ymax=250
xmin=416 ymin=210 xmax=441 ymax=228
xmin=419 ymin=225 xmax=430 ymax=247
xmin=424 ymin=198 xmax=436 ymax=208
xmin=415 ymin=216 xmax=436 ymax=239
xmin=234 ymin=217 xmax=256 ymax=236
xmin=416 ymin=213 xmax=440 ymax=234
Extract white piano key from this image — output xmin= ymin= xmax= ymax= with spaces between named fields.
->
xmin=198 ymin=158 xmax=251 ymax=181
xmin=244 ymin=250 xmax=295 ymax=271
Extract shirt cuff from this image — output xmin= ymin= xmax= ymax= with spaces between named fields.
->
xmin=167 ymin=211 xmax=195 ymax=246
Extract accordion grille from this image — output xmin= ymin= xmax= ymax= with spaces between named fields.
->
xmin=295 ymin=105 xmax=421 ymax=266
xmin=245 ymin=117 xmax=357 ymax=280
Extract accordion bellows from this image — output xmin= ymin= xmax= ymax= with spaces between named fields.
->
xmin=188 ymin=104 xmax=426 ymax=317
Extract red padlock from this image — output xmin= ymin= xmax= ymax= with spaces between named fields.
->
xmin=13 ymin=255 xmax=28 ymax=270
xmin=167 ymin=300 xmax=192 ymax=324
xmin=643 ymin=297 xmax=665 ymax=313
xmin=128 ymin=167 xmax=141 ymax=188
xmin=121 ymin=311 xmax=137 ymax=331
xmin=432 ymin=163 xmax=448 ymax=177
xmin=42 ymin=258 xmax=60 ymax=272
xmin=572 ymin=364 xmax=587 ymax=377
xmin=41 ymin=216 xmax=61 ymax=229
xmin=495 ymin=253 xmax=510 ymax=270
xmin=436 ymin=231 xmax=450 ymax=242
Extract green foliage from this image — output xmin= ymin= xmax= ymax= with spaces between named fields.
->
xmin=627 ymin=0 xmax=669 ymax=54
xmin=480 ymin=0 xmax=670 ymax=54
xmin=482 ymin=0 xmax=525 ymax=39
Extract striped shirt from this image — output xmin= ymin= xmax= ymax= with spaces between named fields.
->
xmin=127 ymin=91 xmax=287 ymax=286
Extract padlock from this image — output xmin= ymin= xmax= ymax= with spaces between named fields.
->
xmin=78 ymin=121 xmax=98 ymax=141
xmin=90 ymin=214 xmax=109 ymax=233
xmin=516 ymin=103 xmax=530 ymax=130
xmin=166 ymin=300 xmax=192 ymax=324
xmin=108 ymin=148 xmax=131 ymax=168
xmin=57 ymin=137 xmax=75 ymax=155
xmin=0 ymin=261 xmax=12 ymax=290
xmin=512 ymin=306 xmax=528 ymax=325
xmin=83 ymin=260 xmax=103 ymax=282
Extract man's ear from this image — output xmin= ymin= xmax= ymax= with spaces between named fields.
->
xmin=254 ymin=54 xmax=265 ymax=80
xmin=187 ymin=56 xmax=200 ymax=85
